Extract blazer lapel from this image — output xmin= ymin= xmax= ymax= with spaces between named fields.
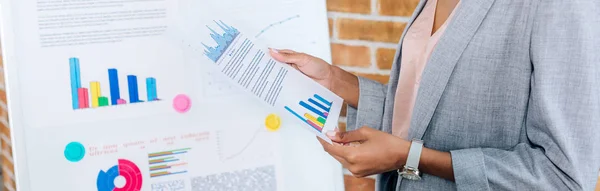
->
xmin=381 ymin=0 xmax=426 ymax=134
xmin=409 ymin=0 xmax=496 ymax=140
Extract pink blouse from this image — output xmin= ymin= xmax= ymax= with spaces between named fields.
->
xmin=391 ymin=0 xmax=459 ymax=138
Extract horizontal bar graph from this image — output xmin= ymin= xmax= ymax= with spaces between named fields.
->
xmin=148 ymin=148 xmax=191 ymax=178
xmin=69 ymin=57 xmax=160 ymax=110
xmin=285 ymin=94 xmax=333 ymax=132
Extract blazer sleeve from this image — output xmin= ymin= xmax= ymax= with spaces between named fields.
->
xmin=346 ymin=77 xmax=387 ymax=131
xmin=450 ymin=2 xmax=600 ymax=190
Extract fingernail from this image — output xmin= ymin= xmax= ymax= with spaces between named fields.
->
xmin=326 ymin=131 xmax=336 ymax=137
xmin=269 ymin=48 xmax=279 ymax=53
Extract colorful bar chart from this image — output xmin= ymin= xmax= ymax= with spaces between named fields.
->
xmin=148 ymin=148 xmax=190 ymax=178
xmin=285 ymin=94 xmax=333 ymax=132
xmin=68 ymin=57 xmax=160 ymax=110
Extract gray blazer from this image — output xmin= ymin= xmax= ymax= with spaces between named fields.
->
xmin=346 ymin=0 xmax=600 ymax=190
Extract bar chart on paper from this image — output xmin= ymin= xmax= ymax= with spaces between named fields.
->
xmin=284 ymin=94 xmax=333 ymax=132
xmin=148 ymin=148 xmax=190 ymax=178
xmin=69 ymin=57 xmax=160 ymax=110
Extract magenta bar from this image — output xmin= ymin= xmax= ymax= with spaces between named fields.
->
xmin=117 ymin=99 xmax=127 ymax=105
xmin=307 ymin=120 xmax=323 ymax=132
xmin=77 ymin=88 xmax=89 ymax=109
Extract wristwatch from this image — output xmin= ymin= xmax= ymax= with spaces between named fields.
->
xmin=398 ymin=139 xmax=423 ymax=180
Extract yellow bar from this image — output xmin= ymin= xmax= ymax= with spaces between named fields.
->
xmin=90 ymin=81 xmax=101 ymax=108
xmin=304 ymin=113 xmax=324 ymax=127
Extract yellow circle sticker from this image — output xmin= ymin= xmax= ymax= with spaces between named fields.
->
xmin=265 ymin=114 xmax=281 ymax=132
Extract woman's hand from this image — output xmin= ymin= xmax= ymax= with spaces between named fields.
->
xmin=318 ymin=127 xmax=411 ymax=177
xmin=269 ymin=49 xmax=334 ymax=89
xmin=269 ymin=48 xmax=360 ymax=107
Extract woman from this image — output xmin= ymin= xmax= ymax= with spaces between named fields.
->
xmin=270 ymin=0 xmax=600 ymax=190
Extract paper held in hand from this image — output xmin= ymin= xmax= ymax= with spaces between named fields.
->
xmin=200 ymin=21 xmax=343 ymax=144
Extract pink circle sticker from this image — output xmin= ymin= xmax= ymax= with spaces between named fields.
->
xmin=173 ymin=94 xmax=191 ymax=113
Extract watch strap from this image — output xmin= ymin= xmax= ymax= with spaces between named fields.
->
xmin=405 ymin=139 xmax=423 ymax=168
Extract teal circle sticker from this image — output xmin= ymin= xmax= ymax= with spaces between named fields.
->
xmin=64 ymin=142 xmax=85 ymax=162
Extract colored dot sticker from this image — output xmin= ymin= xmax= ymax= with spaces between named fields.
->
xmin=265 ymin=114 xmax=281 ymax=132
xmin=64 ymin=142 xmax=85 ymax=162
xmin=173 ymin=94 xmax=191 ymax=113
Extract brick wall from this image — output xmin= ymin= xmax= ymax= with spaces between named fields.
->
xmin=327 ymin=0 xmax=418 ymax=83
xmin=0 ymin=56 xmax=16 ymax=191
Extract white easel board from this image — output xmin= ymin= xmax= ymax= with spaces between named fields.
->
xmin=0 ymin=0 xmax=344 ymax=190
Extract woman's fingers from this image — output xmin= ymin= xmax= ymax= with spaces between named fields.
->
xmin=273 ymin=49 xmax=297 ymax=54
xmin=318 ymin=136 xmax=356 ymax=161
xmin=269 ymin=48 xmax=309 ymax=66
xmin=269 ymin=48 xmax=287 ymax=62
xmin=332 ymin=154 xmax=352 ymax=167
xmin=321 ymin=140 xmax=352 ymax=166
xmin=326 ymin=127 xmax=369 ymax=143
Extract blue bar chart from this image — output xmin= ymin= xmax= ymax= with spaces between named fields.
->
xmin=69 ymin=57 xmax=160 ymax=110
xmin=285 ymin=94 xmax=333 ymax=132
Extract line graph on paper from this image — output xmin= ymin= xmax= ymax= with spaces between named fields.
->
xmin=255 ymin=15 xmax=300 ymax=38
xmin=215 ymin=126 xmax=275 ymax=163
xmin=202 ymin=71 xmax=240 ymax=98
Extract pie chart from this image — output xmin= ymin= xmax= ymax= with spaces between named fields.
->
xmin=97 ymin=159 xmax=143 ymax=191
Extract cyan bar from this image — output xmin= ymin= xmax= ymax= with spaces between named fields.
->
xmin=146 ymin=77 xmax=157 ymax=101
xmin=152 ymin=78 xmax=158 ymax=100
xmin=108 ymin=69 xmax=120 ymax=105
xmin=128 ymin=75 xmax=140 ymax=103
xmin=285 ymin=106 xmax=306 ymax=123
xmin=69 ymin=58 xmax=81 ymax=109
